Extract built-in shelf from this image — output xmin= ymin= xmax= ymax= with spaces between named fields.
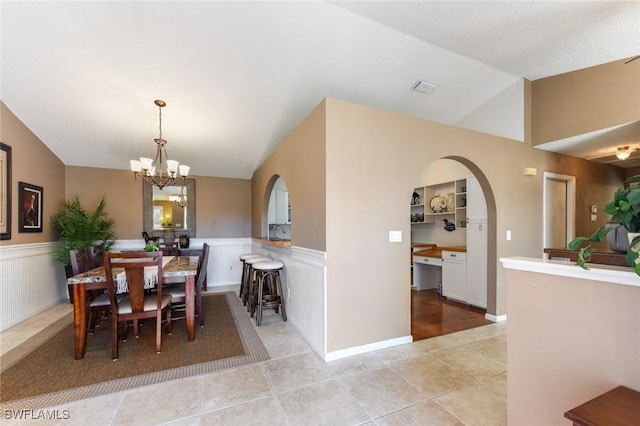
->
xmin=411 ymin=178 xmax=466 ymax=229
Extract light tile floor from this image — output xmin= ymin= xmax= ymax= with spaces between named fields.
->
xmin=0 ymin=285 xmax=507 ymax=425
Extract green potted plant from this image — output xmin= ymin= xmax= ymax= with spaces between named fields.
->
xmin=144 ymin=240 xmax=160 ymax=252
xmin=569 ymin=175 xmax=640 ymax=275
xmin=50 ymin=195 xmax=117 ymax=272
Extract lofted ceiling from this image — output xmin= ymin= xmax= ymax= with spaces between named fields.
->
xmin=1 ymin=1 xmax=639 ymax=178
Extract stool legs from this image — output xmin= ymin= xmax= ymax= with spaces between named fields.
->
xmin=255 ymin=269 xmax=286 ymax=326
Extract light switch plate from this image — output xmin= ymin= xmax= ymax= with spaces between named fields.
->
xmin=591 ymin=204 xmax=597 ymax=213
xmin=389 ymin=231 xmax=402 ymax=242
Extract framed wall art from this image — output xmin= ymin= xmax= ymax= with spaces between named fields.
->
xmin=18 ymin=181 xmax=43 ymax=233
xmin=0 ymin=143 xmax=11 ymax=239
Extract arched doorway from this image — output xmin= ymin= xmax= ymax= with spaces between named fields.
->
xmin=410 ymin=157 xmax=498 ymax=340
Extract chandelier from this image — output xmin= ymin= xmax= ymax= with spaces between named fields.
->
xmin=169 ymin=186 xmax=187 ymax=208
xmin=130 ymin=100 xmax=190 ymax=189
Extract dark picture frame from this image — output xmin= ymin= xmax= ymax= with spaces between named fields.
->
xmin=0 ymin=143 xmax=11 ymax=240
xmin=18 ymin=181 xmax=43 ymax=233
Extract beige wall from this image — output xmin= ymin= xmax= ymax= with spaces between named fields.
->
xmin=251 ymin=100 xmax=327 ymax=251
xmin=532 ymin=58 xmax=640 ymax=145
xmin=0 ymin=102 xmax=65 ymax=245
xmin=506 ymin=267 xmax=640 ymax=425
xmin=65 ymin=166 xmax=251 ymax=240
xmin=252 ymin=97 xmax=624 ymax=353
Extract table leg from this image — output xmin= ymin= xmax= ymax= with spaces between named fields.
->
xmin=196 ymin=275 xmax=204 ymax=327
xmin=72 ymin=283 xmax=88 ymax=359
xmin=185 ymin=275 xmax=195 ymax=341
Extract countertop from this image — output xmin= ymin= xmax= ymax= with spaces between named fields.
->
xmin=413 ymin=245 xmax=466 ymax=259
xmin=260 ymin=239 xmax=292 ymax=248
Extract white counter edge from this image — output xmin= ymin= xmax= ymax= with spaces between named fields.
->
xmin=500 ymin=257 xmax=640 ymax=288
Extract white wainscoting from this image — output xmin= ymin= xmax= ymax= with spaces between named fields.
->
xmin=1 ymin=238 xmax=254 ymax=332
xmin=253 ymin=241 xmax=327 ymax=359
xmin=0 ymin=243 xmax=68 ymax=331
xmin=1 ymin=238 xmax=330 ymax=360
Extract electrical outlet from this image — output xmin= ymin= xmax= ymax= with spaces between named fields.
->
xmin=591 ymin=204 xmax=597 ymax=213
xmin=590 ymin=213 xmax=597 ymax=222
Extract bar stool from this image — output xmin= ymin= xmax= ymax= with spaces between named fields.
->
xmin=252 ymin=260 xmax=286 ymax=326
xmin=242 ymin=255 xmax=271 ymax=308
xmin=238 ymin=253 xmax=263 ymax=299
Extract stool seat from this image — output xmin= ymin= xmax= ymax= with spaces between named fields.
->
xmin=252 ymin=260 xmax=284 ymax=270
xmin=244 ymin=256 xmax=271 ymax=265
xmin=239 ymin=253 xmax=262 ymax=261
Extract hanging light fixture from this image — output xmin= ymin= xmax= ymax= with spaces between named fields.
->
xmin=169 ymin=186 xmax=188 ymax=208
xmin=130 ymin=100 xmax=190 ymax=189
xmin=616 ymin=146 xmax=632 ymax=160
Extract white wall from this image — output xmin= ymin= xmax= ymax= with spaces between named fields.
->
xmin=456 ymin=79 xmax=525 ymax=142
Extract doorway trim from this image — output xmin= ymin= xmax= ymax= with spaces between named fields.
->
xmin=542 ymin=172 xmax=576 ymax=251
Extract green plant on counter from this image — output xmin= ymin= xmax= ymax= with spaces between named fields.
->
xmin=568 ymin=175 xmax=640 ymax=276
xmin=50 ymin=195 xmax=116 ymax=265
xmin=144 ymin=241 xmax=160 ymax=252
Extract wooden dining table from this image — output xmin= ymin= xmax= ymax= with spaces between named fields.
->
xmin=66 ymin=255 xmax=199 ymax=359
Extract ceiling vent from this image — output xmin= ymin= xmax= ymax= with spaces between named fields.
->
xmin=411 ymin=80 xmax=438 ymax=94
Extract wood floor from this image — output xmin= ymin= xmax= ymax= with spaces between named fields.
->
xmin=411 ymin=288 xmax=492 ymax=341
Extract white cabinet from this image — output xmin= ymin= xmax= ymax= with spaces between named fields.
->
xmin=442 ymin=250 xmax=467 ymax=302
xmin=466 ymin=221 xmax=487 ymax=308
xmin=268 ymin=189 xmax=290 ymax=224
xmin=465 ymin=174 xmax=487 ymax=308
xmin=466 ymin=174 xmax=487 ymax=221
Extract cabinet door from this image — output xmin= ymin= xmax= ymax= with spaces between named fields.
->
xmin=268 ymin=191 xmax=276 ymax=223
xmin=466 ymin=175 xmax=487 ymax=221
xmin=442 ymin=251 xmax=467 ymax=302
xmin=276 ymin=190 xmax=288 ymax=224
xmin=466 ymin=221 xmax=487 ymax=308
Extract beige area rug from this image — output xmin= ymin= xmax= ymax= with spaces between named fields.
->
xmin=0 ymin=292 xmax=269 ymax=410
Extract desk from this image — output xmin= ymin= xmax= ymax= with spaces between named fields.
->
xmin=412 ymin=251 xmax=442 ymax=291
xmin=67 ymin=255 xmax=199 ymax=359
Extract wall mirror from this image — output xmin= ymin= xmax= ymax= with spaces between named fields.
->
xmin=267 ymin=177 xmax=290 ymax=241
xmin=143 ymin=178 xmax=196 ymax=238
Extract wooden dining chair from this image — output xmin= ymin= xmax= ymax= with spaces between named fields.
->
xmin=165 ymin=242 xmax=209 ymax=327
xmin=70 ymin=246 xmax=111 ymax=334
xmin=160 ymin=229 xmax=179 ymax=256
xmin=103 ymin=251 xmax=172 ymax=360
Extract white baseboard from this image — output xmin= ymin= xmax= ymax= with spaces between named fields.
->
xmin=324 ymin=335 xmax=413 ymax=362
xmin=485 ymin=313 xmax=507 ymax=322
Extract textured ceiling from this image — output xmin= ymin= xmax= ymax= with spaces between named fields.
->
xmin=2 ymin=1 xmax=639 ymax=178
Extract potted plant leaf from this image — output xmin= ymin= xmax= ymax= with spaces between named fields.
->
xmin=50 ymin=195 xmax=117 ymax=273
xmin=568 ymin=175 xmax=640 ymax=275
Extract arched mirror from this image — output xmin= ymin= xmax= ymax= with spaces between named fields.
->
xmin=267 ymin=177 xmax=290 ymax=241
xmin=143 ymin=179 xmax=196 ymax=238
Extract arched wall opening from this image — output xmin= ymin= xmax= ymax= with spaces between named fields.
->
xmin=413 ymin=156 xmax=498 ymax=315
xmin=262 ymin=174 xmax=291 ymax=242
